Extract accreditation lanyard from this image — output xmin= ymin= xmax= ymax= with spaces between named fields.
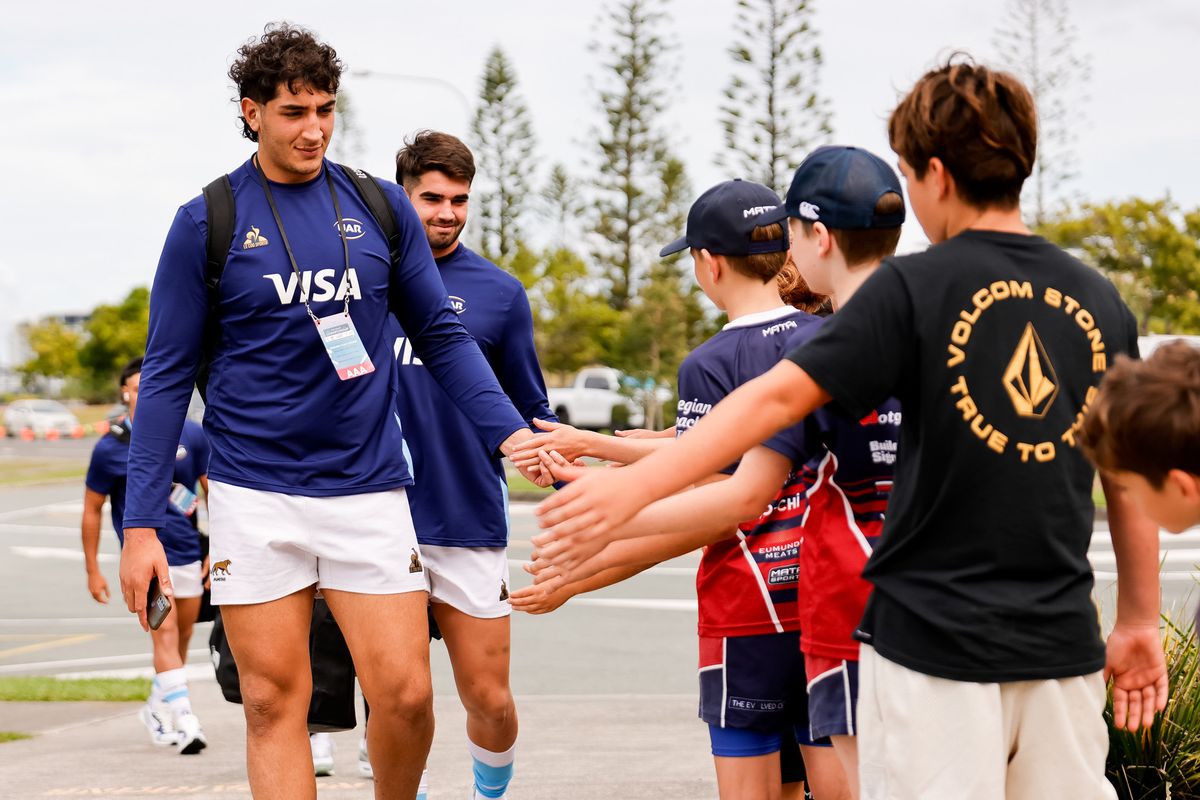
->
xmin=254 ymin=158 xmax=376 ymax=381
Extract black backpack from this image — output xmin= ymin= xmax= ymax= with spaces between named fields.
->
xmin=197 ymin=164 xmax=401 ymax=400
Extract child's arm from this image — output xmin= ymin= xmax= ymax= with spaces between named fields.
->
xmin=1100 ymin=473 xmax=1169 ymax=732
xmin=509 ymin=418 xmax=675 ymax=471
xmin=531 ymin=445 xmax=793 ymax=574
xmin=531 ymin=363 xmax=821 ymax=562
xmin=509 ymin=561 xmax=652 ymax=614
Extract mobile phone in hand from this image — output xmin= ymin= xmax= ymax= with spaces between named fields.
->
xmin=147 ymin=576 xmax=172 ymax=631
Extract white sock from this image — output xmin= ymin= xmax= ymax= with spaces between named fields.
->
xmin=155 ymin=667 xmax=193 ymax=717
xmin=469 ymin=739 xmax=516 ymax=799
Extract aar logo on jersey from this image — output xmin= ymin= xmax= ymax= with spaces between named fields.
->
xmin=242 ymin=227 xmax=269 ymax=250
xmin=449 ymin=295 xmax=466 ymax=315
xmin=334 ymin=218 xmax=366 ymax=240
xmin=1003 ymin=323 xmax=1059 ymax=418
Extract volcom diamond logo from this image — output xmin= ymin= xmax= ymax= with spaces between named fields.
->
xmin=1003 ymin=323 xmax=1058 ymax=418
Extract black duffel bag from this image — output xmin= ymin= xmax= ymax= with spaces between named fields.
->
xmin=208 ymin=597 xmax=357 ymax=732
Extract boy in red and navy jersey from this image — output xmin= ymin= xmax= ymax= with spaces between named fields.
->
xmin=511 ymin=180 xmax=850 ymax=798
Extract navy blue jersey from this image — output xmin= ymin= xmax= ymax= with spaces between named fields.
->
xmin=393 ymin=244 xmax=554 ymax=547
xmin=124 ymin=159 xmax=527 ymax=530
xmin=87 ymin=421 xmax=208 ymax=566
xmin=676 ymin=306 xmax=824 ymax=637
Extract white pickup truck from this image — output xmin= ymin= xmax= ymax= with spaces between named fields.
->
xmin=547 ymin=367 xmax=646 ymax=430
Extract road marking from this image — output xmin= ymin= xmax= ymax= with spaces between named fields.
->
xmin=571 ymin=598 xmax=698 ymax=612
xmin=0 ymin=633 xmax=100 ymax=660
xmin=0 ymin=523 xmax=97 ymax=536
xmin=0 ymin=617 xmax=163 ymax=627
xmin=0 ymin=647 xmax=209 ymax=675
xmin=10 ymin=545 xmax=115 ymax=563
xmin=0 ymin=500 xmax=83 ymax=521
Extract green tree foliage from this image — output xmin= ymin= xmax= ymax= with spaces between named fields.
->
xmin=1039 ymin=198 xmax=1200 ymax=334
xmin=718 ymin=0 xmax=831 ymax=194
xmin=18 ymin=319 xmax=83 ymax=386
xmin=20 ymin=288 xmax=150 ymax=399
xmin=590 ymin=0 xmax=682 ymax=311
xmin=471 ymin=47 xmax=537 ymax=270
xmin=993 ymin=0 xmax=1090 ymax=225
xmin=527 ymin=247 xmax=624 ymax=382
xmin=76 ymin=287 xmax=150 ymax=398
xmin=540 ymin=163 xmax=583 ymax=248
xmin=331 ymin=89 xmax=366 ymax=165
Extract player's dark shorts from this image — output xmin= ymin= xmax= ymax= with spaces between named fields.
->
xmin=805 ymin=654 xmax=860 ymax=740
xmin=699 ymin=631 xmax=829 ymax=756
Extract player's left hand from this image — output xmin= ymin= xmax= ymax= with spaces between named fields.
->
xmin=1104 ymin=620 xmax=1168 ymax=731
xmin=501 ymin=428 xmax=549 ymax=486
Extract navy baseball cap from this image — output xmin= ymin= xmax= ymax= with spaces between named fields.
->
xmin=660 ymin=179 xmax=789 ymax=258
xmin=785 ymin=146 xmax=905 ymax=230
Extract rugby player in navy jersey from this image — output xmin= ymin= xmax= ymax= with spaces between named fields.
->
xmin=118 ymin=24 xmax=539 ymax=799
xmin=366 ymin=131 xmax=553 ymax=800
xmin=513 ymin=180 xmax=851 ymax=800
xmin=84 ymin=357 xmax=210 ymax=755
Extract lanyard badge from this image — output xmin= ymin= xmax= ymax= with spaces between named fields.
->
xmin=315 ymin=311 xmax=375 ymax=380
xmin=255 ymin=158 xmax=374 ymax=382
xmin=169 ymin=483 xmax=199 ymax=517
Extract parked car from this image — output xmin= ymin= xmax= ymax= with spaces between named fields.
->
xmin=548 ymin=367 xmax=648 ymax=430
xmin=1138 ymin=334 xmax=1200 ymax=358
xmin=4 ymin=399 xmax=81 ymax=437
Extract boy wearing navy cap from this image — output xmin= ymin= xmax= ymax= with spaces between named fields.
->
xmin=513 ymin=179 xmax=851 ymax=799
xmin=535 ymin=58 xmax=1166 ymax=799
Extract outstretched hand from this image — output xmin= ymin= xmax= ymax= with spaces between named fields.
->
xmin=509 ymin=418 xmax=597 ymax=471
xmin=1105 ymin=621 xmax=1168 ymax=732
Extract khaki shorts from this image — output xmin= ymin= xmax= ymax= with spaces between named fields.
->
xmin=207 ymin=481 xmax=427 ymax=605
xmin=857 ymin=644 xmax=1115 ymax=800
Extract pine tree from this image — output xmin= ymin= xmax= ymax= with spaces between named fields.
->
xmin=993 ymin=0 xmax=1090 ymax=225
xmin=590 ymin=0 xmax=681 ymax=311
xmin=331 ymin=89 xmax=366 ymax=165
xmin=718 ymin=0 xmax=831 ymax=194
xmin=470 ymin=47 xmax=537 ymax=268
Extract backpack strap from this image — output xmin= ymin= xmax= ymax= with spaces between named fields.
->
xmin=198 ymin=175 xmax=235 ymax=401
xmin=337 ymin=164 xmax=402 ymax=264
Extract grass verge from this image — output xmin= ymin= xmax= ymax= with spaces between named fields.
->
xmin=0 ymin=732 xmax=33 ymax=743
xmin=505 ymin=469 xmax=555 ymax=501
xmin=0 ymin=677 xmax=150 ymax=702
xmin=0 ymin=460 xmax=87 ymax=486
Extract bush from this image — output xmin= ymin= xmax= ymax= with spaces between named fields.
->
xmin=1107 ymin=616 xmax=1200 ymax=799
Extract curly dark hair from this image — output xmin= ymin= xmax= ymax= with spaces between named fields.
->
xmin=228 ymin=22 xmax=343 ymax=142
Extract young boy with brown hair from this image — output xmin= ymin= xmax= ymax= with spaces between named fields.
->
xmin=534 ymin=56 xmax=1168 ymax=799
xmin=1083 ymin=340 xmax=1200 ymax=534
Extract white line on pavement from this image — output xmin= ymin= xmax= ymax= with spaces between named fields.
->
xmin=0 ymin=647 xmax=210 ymax=675
xmin=10 ymin=545 xmax=114 ymax=563
xmin=571 ymin=598 xmax=698 ymax=612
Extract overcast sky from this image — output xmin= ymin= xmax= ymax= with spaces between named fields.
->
xmin=2 ymin=0 xmax=1198 ymax=366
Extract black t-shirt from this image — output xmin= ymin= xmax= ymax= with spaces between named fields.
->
xmin=786 ymin=230 xmax=1139 ymax=682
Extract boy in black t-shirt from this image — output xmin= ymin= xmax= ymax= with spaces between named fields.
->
xmin=534 ymin=56 xmax=1167 ymax=799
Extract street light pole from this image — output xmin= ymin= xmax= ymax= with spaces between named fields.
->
xmin=349 ymin=68 xmax=473 ymax=126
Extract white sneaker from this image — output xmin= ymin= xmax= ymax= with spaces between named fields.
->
xmin=311 ymin=733 xmax=335 ymax=777
xmin=138 ymin=703 xmax=178 ymax=747
xmin=173 ymin=711 xmax=207 ymax=755
xmin=358 ymin=737 xmax=373 ymax=779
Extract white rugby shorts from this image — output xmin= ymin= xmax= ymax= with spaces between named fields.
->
xmin=206 ymin=481 xmax=427 ymax=605
xmin=167 ymin=560 xmax=205 ymax=600
xmin=422 ymin=545 xmax=512 ymax=619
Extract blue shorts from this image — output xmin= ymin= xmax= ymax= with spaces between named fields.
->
xmin=699 ymin=632 xmax=829 ymax=756
xmin=805 ymin=655 xmax=860 ymax=740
